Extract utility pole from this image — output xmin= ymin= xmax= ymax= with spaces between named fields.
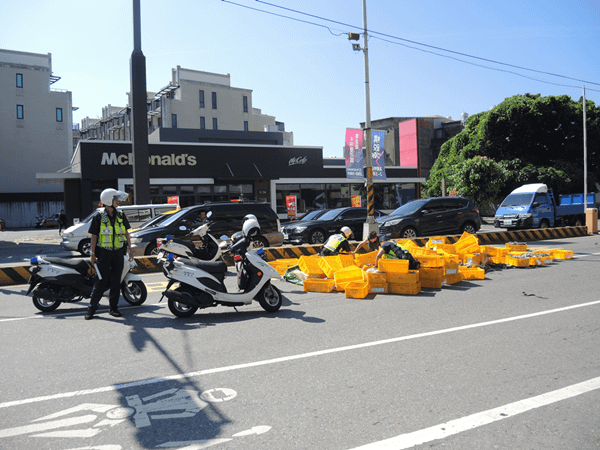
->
xmin=130 ymin=0 xmax=150 ymax=204
xmin=349 ymin=0 xmax=379 ymax=239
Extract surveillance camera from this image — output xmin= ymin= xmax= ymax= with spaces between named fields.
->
xmin=352 ymin=43 xmax=362 ymax=51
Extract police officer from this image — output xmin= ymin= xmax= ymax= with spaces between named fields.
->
xmin=320 ymin=226 xmax=353 ymax=256
xmin=374 ymin=238 xmax=420 ymax=269
xmin=85 ymin=189 xmax=133 ymax=320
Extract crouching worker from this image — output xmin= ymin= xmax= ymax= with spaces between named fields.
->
xmin=374 ymin=239 xmax=421 ymax=270
xmin=320 ymin=226 xmax=353 ymax=256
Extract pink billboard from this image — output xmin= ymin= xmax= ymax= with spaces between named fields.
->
xmin=398 ymin=118 xmax=418 ymax=167
xmin=344 ymin=128 xmax=364 ymax=180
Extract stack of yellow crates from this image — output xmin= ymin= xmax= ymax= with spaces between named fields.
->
xmin=377 ymin=258 xmax=421 ymax=295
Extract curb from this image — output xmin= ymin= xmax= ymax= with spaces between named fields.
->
xmin=0 ymin=226 xmax=591 ymax=287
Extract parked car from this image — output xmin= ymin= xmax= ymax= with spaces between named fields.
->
xmin=377 ymin=197 xmax=481 ymax=239
xmin=283 ymin=207 xmax=386 ymax=245
xmin=129 ymin=202 xmax=283 ymax=256
xmin=283 ymin=209 xmax=331 ymax=224
xmin=60 ymin=203 xmax=177 ymax=256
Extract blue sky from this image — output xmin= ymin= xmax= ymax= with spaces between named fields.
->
xmin=3 ymin=0 xmax=599 ymax=158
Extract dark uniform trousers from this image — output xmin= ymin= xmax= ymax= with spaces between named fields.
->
xmin=89 ymin=246 xmax=125 ymax=311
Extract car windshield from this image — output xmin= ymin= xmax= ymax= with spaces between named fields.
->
xmin=302 ymin=210 xmax=326 ymax=221
xmin=139 ymin=213 xmax=172 ymax=229
xmin=500 ymin=193 xmax=534 ymax=207
xmin=159 ymin=208 xmax=191 ymax=227
xmin=317 ymin=209 xmax=344 ymax=221
xmin=388 ymin=199 xmax=429 ymax=216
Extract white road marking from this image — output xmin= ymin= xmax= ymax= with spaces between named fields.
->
xmin=1 ymin=300 xmax=599 ymax=410
xmin=349 ymin=375 xmax=600 ymax=449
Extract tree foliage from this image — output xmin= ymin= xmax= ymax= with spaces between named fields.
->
xmin=424 ymin=93 xmax=600 ymax=206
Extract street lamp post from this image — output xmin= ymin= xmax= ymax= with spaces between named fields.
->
xmin=130 ymin=0 xmax=150 ymax=205
xmin=349 ymin=0 xmax=379 ymax=239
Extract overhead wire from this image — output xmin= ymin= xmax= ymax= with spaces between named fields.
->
xmin=237 ymin=0 xmax=600 ymax=93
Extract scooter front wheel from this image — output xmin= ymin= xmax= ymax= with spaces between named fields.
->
xmin=168 ymin=298 xmax=198 ymax=317
xmin=258 ymin=283 xmax=282 ymax=312
xmin=122 ymin=280 xmax=147 ymax=306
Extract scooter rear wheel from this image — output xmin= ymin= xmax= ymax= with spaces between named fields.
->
xmin=32 ymin=283 xmax=62 ymax=312
xmin=168 ymin=298 xmax=198 ymax=317
xmin=121 ymin=280 xmax=147 ymax=306
xmin=258 ymin=283 xmax=283 ymax=312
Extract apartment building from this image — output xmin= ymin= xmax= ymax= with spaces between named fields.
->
xmin=0 ymin=49 xmax=73 ymax=226
xmin=78 ymin=66 xmax=293 ymax=146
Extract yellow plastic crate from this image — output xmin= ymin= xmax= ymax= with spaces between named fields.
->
xmin=461 ymin=253 xmax=484 ymax=266
xmin=454 ymin=232 xmax=480 ymax=253
xmin=303 ymin=278 xmax=336 ymax=292
xmin=369 ymin=281 xmax=388 ymax=293
xmin=268 ymin=258 xmax=299 ymax=276
xmin=318 ymin=255 xmax=356 ymax=279
xmin=416 ymin=254 xmax=444 ymax=268
xmin=425 ymin=236 xmax=449 ymax=248
xmin=506 ymin=242 xmax=528 ymax=252
xmin=355 ymin=251 xmax=377 ymax=268
xmin=386 ymin=270 xmax=419 ymax=284
xmin=388 ymin=281 xmax=422 ymax=295
xmin=345 ymin=281 xmax=370 ymax=299
xmin=506 ymin=253 xmax=530 ymax=267
xmin=418 ymin=267 xmax=444 ymax=289
xmin=549 ymin=249 xmax=574 ymax=259
xmin=377 ymin=258 xmax=409 ymax=273
xmin=299 ymin=255 xmax=326 ymax=278
xmin=396 ymin=239 xmax=418 ymax=249
xmin=365 ymin=271 xmax=387 ymax=284
xmin=409 ymin=246 xmax=437 ymax=257
xmin=444 ymin=273 xmax=463 ymax=284
xmin=334 ymin=266 xmax=365 ymax=291
xmin=433 ymin=243 xmax=456 ymax=254
xmin=458 ymin=266 xmax=485 ymax=280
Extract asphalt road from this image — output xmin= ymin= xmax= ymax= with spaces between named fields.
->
xmin=1 ymin=233 xmax=599 ymax=449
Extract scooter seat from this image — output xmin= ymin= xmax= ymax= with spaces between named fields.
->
xmin=177 ymin=258 xmax=228 ymax=274
xmin=43 ymin=257 xmax=90 ymax=275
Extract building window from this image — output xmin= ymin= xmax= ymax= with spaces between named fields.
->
xmin=172 ymin=114 xmax=178 ymax=128
xmin=243 ymin=96 xmax=248 ymax=113
xmin=16 ymin=73 xmax=23 ymax=88
xmin=244 ymin=121 xmax=249 ymax=132
xmin=199 ymin=90 xmax=205 ymax=108
xmin=17 ymin=105 xmax=24 ymax=119
xmin=56 ymin=108 xmax=63 ymax=122
xmin=212 ymin=92 xmax=217 ymax=109
xmin=212 ymin=118 xmax=218 ymax=130
xmin=200 ymin=116 xmax=205 ymax=129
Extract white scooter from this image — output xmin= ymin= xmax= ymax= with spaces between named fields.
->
xmin=158 ymin=218 xmax=283 ymax=318
xmin=26 ymin=255 xmax=147 ymax=312
xmin=156 ymin=212 xmax=223 ymax=263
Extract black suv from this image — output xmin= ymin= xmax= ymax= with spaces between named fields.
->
xmin=130 ymin=202 xmax=283 ymax=256
xmin=376 ymin=197 xmax=480 ymax=239
xmin=283 ymin=207 xmax=386 ymax=245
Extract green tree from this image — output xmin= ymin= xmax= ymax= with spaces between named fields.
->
xmin=424 ymin=93 xmax=599 ymax=204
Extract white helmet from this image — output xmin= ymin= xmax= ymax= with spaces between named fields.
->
xmin=100 ymin=188 xmax=129 ymax=206
xmin=341 ymin=226 xmax=353 ymax=239
xmin=242 ymin=214 xmax=257 ymax=224
xmin=242 ymin=217 xmax=261 ymax=237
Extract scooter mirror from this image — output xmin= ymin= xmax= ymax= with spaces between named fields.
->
xmin=207 ymin=211 xmax=213 ymax=219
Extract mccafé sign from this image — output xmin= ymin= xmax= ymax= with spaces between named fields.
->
xmin=101 ymin=152 xmax=197 ymax=166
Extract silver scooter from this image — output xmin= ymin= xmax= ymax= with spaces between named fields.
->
xmin=158 ymin=217 xmax=283 ymax=318
xmin=26 ymin=255 xmax=147 ymax=312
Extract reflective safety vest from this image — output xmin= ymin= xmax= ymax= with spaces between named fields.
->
xmin=98 ymin=211 xmax=127 ymax=250
xmin=323 ymin=234 xmax=346 ymax=253
xmin=382 ymin=242 xmax=410 ymax=259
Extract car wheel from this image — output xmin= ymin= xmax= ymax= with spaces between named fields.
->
xmin=308 ymin=229 xmax=326 ymax=244
xmin=461 ymin=222 xmax=478 ymax=234
xmin=78 ymin=239 xmax=92 ymax=257
xmin=400 ymin=227 xmax=418 ymax=239
xmin=251 ymin=236 xmax=269 ymax=249
xmin=144 ymin=242 xmax=159 ymax=256
xmin=539 ymin=220 xmax=550 ymax=229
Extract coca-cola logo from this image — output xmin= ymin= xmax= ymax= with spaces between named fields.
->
xmin=288 ymin=156 xmax=308 ymax=166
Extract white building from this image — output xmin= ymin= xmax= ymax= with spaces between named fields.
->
xmin=79 ymin=66 xmax=293 ymax=146
xmin=0 ymin=49 xmax=73 ymax=194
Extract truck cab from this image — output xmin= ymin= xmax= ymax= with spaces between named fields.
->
xmin=494 ymin=183 xmax=555 ymax=229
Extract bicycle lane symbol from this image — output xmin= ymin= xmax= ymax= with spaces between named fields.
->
xmin=0 ymin=387 xmax=270 ymax=448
